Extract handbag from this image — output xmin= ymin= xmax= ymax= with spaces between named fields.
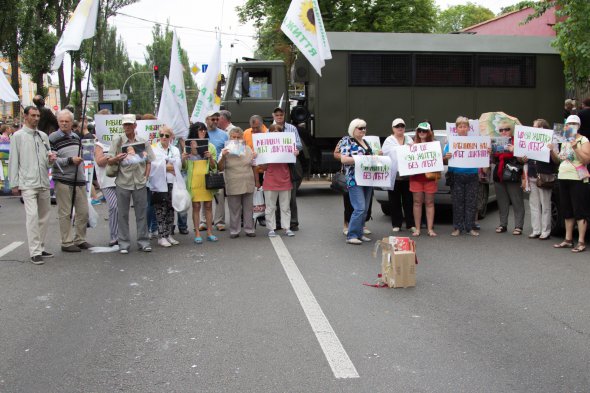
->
xmin=205 ymin=171 xmax=225 ymax=190
xmin=536 ymin=173 xmax=556 ymax=189
xmin=502 ymin=160 xmax=523 ymax=183
xmin=253 ymin=187 xmax=265 ymax=219
xmin=330 ymin=171 xmax=348 ymax=193
xmin=425 ymin=172 xmax=441 ymax=181
xmin=105 ymin=163 xmax=119 ymax=177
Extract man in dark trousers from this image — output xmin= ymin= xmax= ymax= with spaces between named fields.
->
xmin=577 ymin=97 xmax=590 ymax=139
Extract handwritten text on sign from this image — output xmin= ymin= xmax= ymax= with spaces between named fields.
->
xmin=396 ymin=141 xmax=444 ymax=176
xmin=513 ymin=125 xmax=552 ymax=163
xmin=448 ymin=136 xmax=491 ymax=168
xmin=252 ymin=133 xmax=296 ymax=165
xmin=353 ymin=155 xmax=392 ymax=187
xmin=446 ymin=120 xmax=479 ymax=136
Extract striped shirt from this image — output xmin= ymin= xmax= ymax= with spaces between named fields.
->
xmin=49 ymin=129 xmax=85 ymax=186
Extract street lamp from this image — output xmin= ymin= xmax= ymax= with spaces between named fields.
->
xmin=121 ymin=71 xmax=152 ymax=114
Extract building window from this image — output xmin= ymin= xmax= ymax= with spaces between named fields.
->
xmin=477 ymin=55 xmax=536 ymax=87
xmin=349 ymin=54 xmax=411 ymax=86
xmin=414 ymin=54 xmax=473 ymax=87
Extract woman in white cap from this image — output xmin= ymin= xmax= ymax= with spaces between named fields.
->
xmin=550 ymin=114 xmax=589 ymax=253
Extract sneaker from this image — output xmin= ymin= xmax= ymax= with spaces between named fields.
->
xmin=141 ymin=246 xmax=152 ymax=252
xmin=347 ymin=238 xmax=362 ymax=245
xmin=343 ymin=228 xmax=348 ymax=236
xmin=76 ymin=242 xmax=93 ymax=250
xmin=268 ymin=230 xmax=277 ymax=237
xmin=216 ymin=224 xmax=226 ymax=231
xmin=158 ymin=238 xmax=172 ymax=247
xmin=30 ymin=255 xmax=45 ymax=265
xmin=363 ymin=227 xmax=372 ymax=235
xmin=285 ymin=229 xmax=295 ymax=237
xmin=120 ymin=249 xmax=129 ymax=254
xmin=246 ymin=232 xmax=256 ymax=237
xmin=61 ymin=245 xmax=81 ymax=252
xmin=91 ymin=199 xmax=101 ymax=205
xmin=451 ymin=229 xmax=461 ymax=237
xmin=392 ymin=227 xmax=401 ymax=232
xmin=290 ymin=225 xmax=299 ymax=231
xmin=167 ymin=236 xmax=179 ymax=245
xmin=179 ymin=228 xmax=189 ymax=235
xmin=469 ymin=230 xmax=480 ymax=237
xmin=361 ymin=236 xmax=372 ymax=242
xmin=41 ymin=251 xmax=54 ymax=258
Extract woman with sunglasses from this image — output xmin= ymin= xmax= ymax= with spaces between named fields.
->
xmin=150 ymin=125 xmax=181 ymax=247
xmin=182 ymin=122 xmax=218 ymax=244
xmin=339 ymin=119 xmax=373 ymax=245
xmin=492 ymin=121 xmax=525 ymax=235
xmin=410 ymin=122 xmax=438 ymax=237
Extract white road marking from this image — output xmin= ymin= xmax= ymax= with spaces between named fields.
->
xmin=0 ymin=241 xmax=24 ymax=259
xmin=270 ymin=237 xmax=359 ymax=379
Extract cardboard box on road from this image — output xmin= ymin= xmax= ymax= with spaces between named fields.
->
xmin=375 ymin=237 xmax=416 ymax=288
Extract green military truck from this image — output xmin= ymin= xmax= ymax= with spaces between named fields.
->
xmin=222 ymin=31 xmax=564 ymax=175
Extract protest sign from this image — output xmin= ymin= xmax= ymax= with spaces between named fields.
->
xmin=252 ymin=133 xmax=296 ymax=165
xmin=353 ymin=155 xmax=392 ymax=187
xmin=491 ymin=137 xmax=511 ymax=154
xmin=513 ymin=125 xmax=552 ymax=163
xmin=446 ymin=120 xmax=479 ymax=136
xmin=553 ymin=123 xmax=577 ymax=143
xmin=396 ymin=141 xmax=444 ymax=176
xmin=447 ymin=136 xmax=491 ymax=168
xmin=94 ymin=115 xmax=164 ymax=145
xmin=363 ymin=136 xmax=381 ymax=153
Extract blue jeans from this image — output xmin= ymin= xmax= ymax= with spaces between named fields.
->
xmin=146 ymin=187 xmax=158 ymax=233
xmin=177 ymin=211 xmax=188 ymax=231
xmin=347 ymin=185 xmax=372 ymax=240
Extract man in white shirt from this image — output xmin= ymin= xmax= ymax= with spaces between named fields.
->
xmin=218 ymin=110 xmax=237 ymax=134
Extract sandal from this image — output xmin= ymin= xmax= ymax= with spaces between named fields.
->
xmin=572 ymin=242 xmax=586 ymax=253
xmin=428 ymin=230 xmax=437 ymax=237
xmin=553 ymin=240 xmax=573 ymax=249
xmin=411 ymin=230 xmax=421 ymax=237
xmin=207 ymin=235 xmax=219 ymax=242
xmin=193 ymin=236 xmax=203 ymax=244
xmin=496 ymin=226 xmax=507 ymax=233
xmin=512 ymin=228 xmax=523 ymax=236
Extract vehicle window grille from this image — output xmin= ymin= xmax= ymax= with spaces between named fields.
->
xmin=477 ymin=55 xmax=536 ymax=87
xmin=414 ymin=54 xmax=473 ymax=87
xmin=349 ymin=54 xmax=411 ymax=86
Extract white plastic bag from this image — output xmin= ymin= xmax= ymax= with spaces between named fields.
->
xmin=253 ymin=187 xmax=265 ymax=219
xmin=172 ymin=164 xmax=191 ymax=212
xmin=88 ymin=200 xmax=98 ymax=228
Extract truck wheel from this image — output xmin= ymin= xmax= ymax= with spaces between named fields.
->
xmin=380 ymin=201 xmax=391 ymax=216
xmin=477 ymin=183 xmax=489 ymax=219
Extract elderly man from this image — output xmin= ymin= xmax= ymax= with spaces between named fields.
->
xmin=199 ymin=110 xmax=229 ymax=231
xmin=9 ymin=106 xmax=56 ymax=264
xmin=49 ymin=110 xmax=91 ymax=252
xmin=218 ymin=110 xmax=237 ymax=134
xmin=107 ymin=114 xmax=155 ymax=254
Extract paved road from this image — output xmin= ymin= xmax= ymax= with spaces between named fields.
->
xmin=0 ymin=184 xmax=589 ymax=392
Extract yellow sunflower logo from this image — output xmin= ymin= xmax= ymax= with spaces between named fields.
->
xmin=299 ymin=0 xmax=316 ymax=33
xmin=215 ymin=73 xmax=222 ymax=106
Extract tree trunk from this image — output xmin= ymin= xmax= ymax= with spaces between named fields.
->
xmin=10 ymin=52 xmax=20 ymax=119
xmin=75 ymin=55 xmax=83 ymax=120
xmin=35 ymin=72 xmax=45 ymax=97
xmin=58 ymin=64 xmax=68 ymax=107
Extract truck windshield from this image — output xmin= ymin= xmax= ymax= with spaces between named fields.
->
xmin=230 ymin=68 xmax=273 ymax=100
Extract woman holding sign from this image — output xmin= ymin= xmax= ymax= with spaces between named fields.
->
xmin=410 ymin=122 xmax=438 ymax=237
xmin=550 ymin=115 xmax=589 ymax=253
xmin=183 ymin=122 xmax=218 ymax=244
xmin=340 ymin=119 xmax=374 ymax=245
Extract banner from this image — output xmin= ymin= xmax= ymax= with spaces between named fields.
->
xmin=447 ymin=136 xmax=491 ymax=168
xmin=396 ymin=141 xmax=444 ymax=176
xmin=0 ymin=70 xmax=19 ymax=102
xmin=446 ymin=120 xmax=479 ymax=136
xmin=191 ymin=40 xmax=221 ymax=123
xmin=158 ymin=77 xmax=189 ymax=140
xmin=513 ymin=125 xmax=552 ymax=163
xmin=353 ymin=155 xmax=392 ymax=187
xmin=363 ymin=136 xmax=381 ymax=154
xmin=281 ymin=0 xmax=332 ymax=76
xmin=252 ymin=133 xmax=297 ymax=165
xmin=94 ymin=115 xmax=164 ymax=145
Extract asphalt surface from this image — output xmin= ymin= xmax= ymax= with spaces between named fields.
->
xmin=0 ymin=183 xmax=589 ymax=393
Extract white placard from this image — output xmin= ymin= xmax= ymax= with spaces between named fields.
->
xmin=447 ymin=136 xmax=491 ymax=168
xmin=513 ymin=125 xmax=552 ymax=163
xmin=396 ymin=141 xmax=444 ymax=176
xmin=94 ymin=115 xmax=165 ymax=145
xmin=446 ymin=120 xmax=479 ymax=136
xmin=252 ymin=133 xmax=297 ymax=165
xmin=353 ymin=155 xmax=392 ymax=187
xmin=363 ymin=136 xmax=381 ymax=153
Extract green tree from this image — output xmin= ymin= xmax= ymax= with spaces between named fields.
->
xmin=0 ymin=0 xmax=26 ymax=116
xmin=527 ymin=0 xmax=590 ymax=98
xmin=499 ymin=1 xmax=536 ymax=15
xmin=435 ymin=2 xmax=495 ymax=33
xmin=238 ymin=0 xmax=437 ymax=66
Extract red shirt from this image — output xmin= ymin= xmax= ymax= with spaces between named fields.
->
xmin=263 ymin=163 xmax=292 ymax=191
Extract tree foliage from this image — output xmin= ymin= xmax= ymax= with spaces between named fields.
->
xmin=238 ymin=0 xmax=437 ymax=65
xmin=435 ymin=2 xmax=495 ymax=33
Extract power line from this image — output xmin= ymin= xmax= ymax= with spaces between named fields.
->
xmin=115 ymin=12 xmax=256 ymax=39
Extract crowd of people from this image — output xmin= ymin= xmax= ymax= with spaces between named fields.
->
xmin=4 ymin=95 xmax=590 ymax=264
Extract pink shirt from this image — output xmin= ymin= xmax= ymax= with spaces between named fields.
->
xmin=263 ymin=163 xmax=292 ymax=191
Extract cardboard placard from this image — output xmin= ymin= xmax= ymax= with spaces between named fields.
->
xmin=252 ymin=133 xmax=296 ymax=165
xmin=94 ymin=115 xmax=165 ymax=145
xmin=446 ymin=119 xmax=479 ymax=136
xmin=353 ymin=155 xmax=392 ymax=187
xmin=396 ymin=141 xmax=444 ymax=176
xmin=447 ymin=136 xmax=491 ymax=168
xmin=513 ymin=125 xmax=552 ymax=163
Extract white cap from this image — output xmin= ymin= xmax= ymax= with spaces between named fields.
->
xmin=566 ymin=114 xmax=581 ymax=124
xmin=206 ymin=110 xmax=220 ymax=118
xmin=122 ymin=114 xmax=136 ymax=125
xmin=392 ymin=118 xmax=405 ymax=127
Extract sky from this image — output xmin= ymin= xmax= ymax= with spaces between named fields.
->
xmin=109 ymin=0 xmax=525 ymax=85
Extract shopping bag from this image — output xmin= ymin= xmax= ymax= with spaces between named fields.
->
xmin=253 ymin=187 xmax=265 ymax=219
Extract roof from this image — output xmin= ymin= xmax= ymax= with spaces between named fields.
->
xmin=326 ymin=32 xmax=558 ymax=54
xmin=461 ymin=8 xmax=526 ymax=32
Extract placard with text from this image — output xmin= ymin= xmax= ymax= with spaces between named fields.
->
xmin=396 ymin=141 xmax=444 ymax=176
xmin=252 ymin=133 xmax=296 ymax=165
xmin=447 ymin=136 xmax=491 ymax=168
xmin=513 ymin=125 xmax=552 ymax=163
xmin=353 ymin=155 xmax=393 ymax=187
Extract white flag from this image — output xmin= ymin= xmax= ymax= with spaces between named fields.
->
xmin=158 ymin=77 xmax=189 ymax=140
xmin=0 ymin=70 xmax=19 ymax=102
xmin=190 ymin=41 xmax=222 ymax=124
xmin=51 ymin=0 xmax=99 ymax=70
xmin=167 ymin=30 xmax=189 ymax=136
xmin=281 ymin=0 xmax=332 ymax=76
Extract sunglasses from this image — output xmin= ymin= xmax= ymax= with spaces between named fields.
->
xmin=210 ymin=118 xmax=219 ymax=121
xmin=357 ymin=127 xmax=367 ymax=131
xmin=394 ymin=125 xmax=405 ymax=128
xmin=417 ymin=129 xmax=429 ymax=133
xmin=160 ymin=134 xmax=171 ymax=138
xmin=498 ymin=128 xmax=511 ymax=132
